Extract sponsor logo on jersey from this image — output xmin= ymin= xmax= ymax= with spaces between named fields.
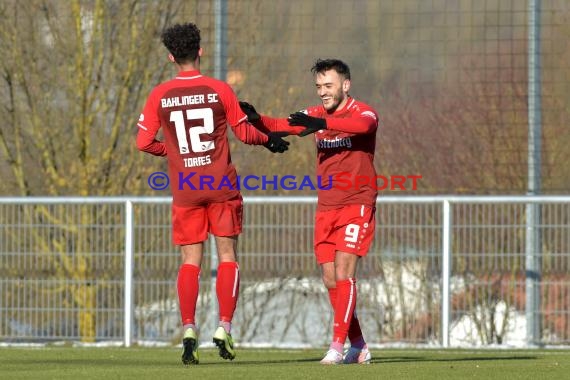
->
xmin=317 ymin=136 xmax=352 ymax=149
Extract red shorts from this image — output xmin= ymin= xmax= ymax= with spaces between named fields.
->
xmin=172 ymin=195 xmax=243 ymax=245
xmin=314 ymin=204 xmax=376 ymax=264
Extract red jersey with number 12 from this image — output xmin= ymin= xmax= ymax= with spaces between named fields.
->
xmin=137 ymin=70 xmax=269 ymax=206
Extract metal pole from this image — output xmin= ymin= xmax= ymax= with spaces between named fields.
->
xmin=211 ymin=0 xmax=226 ymax=334
xmin=441 ymin=200 xmax=451 ymax=348
xmin=210 ymin=237 xmax=218 ymax=333
xmin=124 ymin=200 xmax=134 ymax=347
xmin=214 ymin=0 xmax=227 ymax=81
xmin=526 ymin=0 xmax=542 ymax=347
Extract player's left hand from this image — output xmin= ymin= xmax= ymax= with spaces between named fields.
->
xmin=288 ymin=112 xmax=327 ymax=137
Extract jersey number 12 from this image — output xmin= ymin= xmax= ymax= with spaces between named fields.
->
xmin=170 ymin=108 xmax=215 ymax=154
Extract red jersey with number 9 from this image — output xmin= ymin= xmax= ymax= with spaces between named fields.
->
xmin=137 ymin=70 xmax=269 ymax=206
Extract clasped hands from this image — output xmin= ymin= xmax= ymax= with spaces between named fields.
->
xmin=239 ymin=101 xmax=327 ymax=139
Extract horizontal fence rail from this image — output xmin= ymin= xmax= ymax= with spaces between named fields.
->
xmin=1 ymin=196 xmax=570 ymax=348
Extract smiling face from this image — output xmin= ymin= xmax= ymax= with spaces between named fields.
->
xmin=315 ymin=69 xmax=351 ymax=112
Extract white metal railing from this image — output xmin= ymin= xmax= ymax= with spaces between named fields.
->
xmin=1 ymin=195 xmax=570 ymax=347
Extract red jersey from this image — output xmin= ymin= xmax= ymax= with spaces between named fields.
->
xmin=258 ymin=97 xmax=379 ymax=211
xmin=137 ymin=70 xmax=269 ymax=206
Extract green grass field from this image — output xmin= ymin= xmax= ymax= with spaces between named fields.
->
xmin=1 ymin=347 xmax=568 ymax=380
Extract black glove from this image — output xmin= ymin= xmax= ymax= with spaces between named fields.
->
xmin=288 ymin=112 xmax=327 ymax=137
xmin=239 ymin=101 xmax=261 ymax=123
xmin=264 ymin=133 xmax=290 ymax=153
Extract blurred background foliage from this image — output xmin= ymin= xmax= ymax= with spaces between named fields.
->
xmin=0 ymin=0 xmax=568 ymax=197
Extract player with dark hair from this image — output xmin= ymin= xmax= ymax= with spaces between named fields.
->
xmin=240 ymin=58 xmax=379 ymax=364
xmin=136 ymin=22 xmax=289 ymax=365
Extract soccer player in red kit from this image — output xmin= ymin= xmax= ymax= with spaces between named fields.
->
xmin=240 ymin=58 xmax=379 ymax=364
xmin=136 ymin=23 xmax=289 ymax=366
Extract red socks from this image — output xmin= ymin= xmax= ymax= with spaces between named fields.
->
xmin=177 ymin=264 xmax=201 ymax=325
xmin=332 ymin=278 xmax=358 ymax=346
xmin=177 ymin=262 xmax=240 ymax=329
xmin=328 ymin=282 xmax=365 ymax=347
xmin=216 ymin=261 xmax=240 ymax=323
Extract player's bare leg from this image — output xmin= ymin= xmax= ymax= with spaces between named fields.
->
xmin=212 ymin=236 xmax=239 ymax=360
xmin=215 ymin=235 xmax=238 ymax=263
xmin=181 ymin=243 xmax=204 ymax=266
xmin=179 ymin=243 xmax=203 ymax=365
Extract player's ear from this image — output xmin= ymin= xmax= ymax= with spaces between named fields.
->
xmin=342 ymin=79 xmax=351 ymax=93
xmin=198 ymin=47 xmax=203 ymax=57
xmin=168 ymin=53 xmax=176 ymax=63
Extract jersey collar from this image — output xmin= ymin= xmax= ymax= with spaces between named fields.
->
xmin=175 ymin=70 xmax=202 ymax=80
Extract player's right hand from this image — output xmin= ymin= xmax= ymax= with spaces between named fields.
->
xmin=264 ymin=133 xmax=290 ymax=153
xmin=288 ymin=112 xmax=327 ymax=137
xmin=239 ymin=101 xmax=261 ymax=122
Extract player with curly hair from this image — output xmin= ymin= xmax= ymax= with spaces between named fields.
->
xmin=136 ymin=22 xmax=289 ymax=365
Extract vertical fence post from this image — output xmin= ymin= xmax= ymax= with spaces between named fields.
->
xmin=441 ymin=200 xmax=451 ymax=348
xmin=525 ymin=200 xmax=542 ymax=346
xmin=526 ymin=0 xmax=542 ymax=347
xmin=214 ymin=0 xmax=227 ymax=81
xmin=210 ymin=237 xmax=218 ymax=332
xmin=212 ymin=0 xmax=226 ymax=335
xmin=124 ymin=200 xmax=134 ymax=347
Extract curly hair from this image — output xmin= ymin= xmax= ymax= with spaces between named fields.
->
xmin=311 ymin=59 xmax=351 ymax=80
xmin=161 ymin=23 xmax=201 ymax=64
